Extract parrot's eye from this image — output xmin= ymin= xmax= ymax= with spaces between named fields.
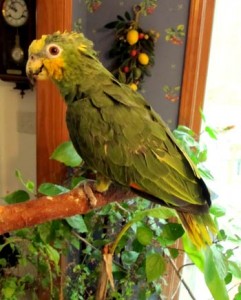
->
xmin=46 ymin=44 xmax=62 ymax=58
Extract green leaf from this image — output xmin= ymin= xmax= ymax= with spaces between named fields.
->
xmin=70 ymin=176 xmax=86 ymax=189
xmin=163 ymin=223 xmax=184 ymax=240
xmin=2 ymin=282 xmax=17 ymax=298
xmin=198 ymin=164 xmax=214 ymax=180
xmin=14 ymin=169 xmax=35 ymax=193
xmin=205 ymin=126 xmax=218 ymax=140
xmin=184 ymin=237 xmax=229 ymax=299
xmin=3 ymin=190 xmax=30 ymax=204
xmin=204 ymin=246 xmax=229 ymax=300
xmin=0 ymin=258 xmax=7 ymax=267
xmin=136 ymin=226 xmax=153 ymax=246
xmin=234 ymin=293 xmax=241 ymax=300
xmin=225 ymin=249 xmax=234 ymax=259
xmin=228 ymin=260 xmax=241 ymax=278
xmin=104 ymin=21 xmax=119 ymax=29
xmin=224 ymin=272 xmax=232 ymax=284
xmin=65 ymin=215 xmax=88 ymax=233
xmin=182 ymin=233 xmax=205 ymax=271
xmin=169 ymin=248 xmax=179 ymax=259
xmin=25 ymin=180 xmax=35 ymax=193
xmin=117 ymin=15 xmax=124 ymax=21
xmin=145 ymin=253 xmax=166 ymax=282
xmin=37 ymin=223 xmax=51 ymax=243
xmin=210 ymin=204 xmax=226 ymax=218
xmin=162 ymin=85 xmax=170 ymax=93
xmin=199 ymin=108 xmax=206 ymax=122
xmin=15 ymin=169 xmax=22 ymax=180
xmin=38 ymin=183 xmax=69 ymax=196
xmin=50 ymin=141 xmax=82 ymax=167
xmin=197 ymin=147 xmax=208 ymax=163
xmin=173 ymin=125 xmax=195 ymax=137
xmin=118 ymin=70 xmax=126 ymax=83
xmin=45 ymin=244 xmax=60 ymax=267
xmin=124 ymin=11 xmax=131 ymax=20
xmin=132 ymin=207 xmax=175 ymax=223
xmin=218 ymin=229 xmax=227 ymax=241
xmin=159 ymin=223 xmax=184 ymax=246
xmin=177 ymin=24 xmax=184 ymax=31
xmin=132 ymin=239 xmax=145 ymax=252
xmin=121 ymin=251 xmax=139 ymax=265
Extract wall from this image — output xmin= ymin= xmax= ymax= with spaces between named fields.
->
xmin=0 ymin=0 xmax=190 ymax=196
xmin=0 ymin=80 xmax=36 ymax=197
xmin=73 ymin=0 xmax=190 ymax=130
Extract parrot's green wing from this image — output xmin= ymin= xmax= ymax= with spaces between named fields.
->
xmin=69 ymin=80 xmax=204 ymax=205
xmin=66 ymin=77 xmax=216 ymax=248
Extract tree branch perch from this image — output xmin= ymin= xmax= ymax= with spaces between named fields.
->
xmin=0 ymin=182 xmax=135 ymax=235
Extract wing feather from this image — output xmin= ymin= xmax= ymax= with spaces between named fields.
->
xmin=67 ymin=78 xmax=210 ymax=211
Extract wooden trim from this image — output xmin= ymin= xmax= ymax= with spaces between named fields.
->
xmin=36 ymin=0 xmax=72 ymax=185
xmin=162 ymin=240 xmax=184 ymax=300
xmin=178 ymin=0 xmax=215 ymax=133
xmin=35 ymin=2 xmax=73 ymax=299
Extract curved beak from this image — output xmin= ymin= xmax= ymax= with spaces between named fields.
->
xmin=26 ymin=55 xmax=47 ymax=85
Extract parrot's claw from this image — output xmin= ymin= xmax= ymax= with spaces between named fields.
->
xmin=83 ymin=183 xmax=98 ymax=208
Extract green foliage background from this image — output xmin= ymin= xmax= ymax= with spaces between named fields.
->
xmin=0 ymin=118 xmax=241 ymax=300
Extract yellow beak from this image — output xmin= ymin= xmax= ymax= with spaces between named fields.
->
xmin=26 ymin=54 xmax=64 ymax=83
xmin=26 ymin=55 xmax=48 ymax=83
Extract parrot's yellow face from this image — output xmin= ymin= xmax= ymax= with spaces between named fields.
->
xmin=26 ymin=34 xmax=65 ymax=83
xmin=26 ymin=31 xmax=97 ymax=87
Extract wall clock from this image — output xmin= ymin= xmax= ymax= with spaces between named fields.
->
xmin=0 ymin=0 xmax=36 ymax=96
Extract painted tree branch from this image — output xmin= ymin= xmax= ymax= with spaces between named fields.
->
xmin=0 ymin=182 xmax=135 ymax=235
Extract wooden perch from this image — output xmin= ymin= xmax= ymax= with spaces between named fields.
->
xmin=0 ymin=182 xmax=135 ymax=235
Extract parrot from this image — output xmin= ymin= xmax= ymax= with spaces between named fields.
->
xmin=26 ymin=31 xmax=217 ymax=248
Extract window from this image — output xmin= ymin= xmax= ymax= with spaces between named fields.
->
xmin=179 ymin=1 xmax=241 ymax=299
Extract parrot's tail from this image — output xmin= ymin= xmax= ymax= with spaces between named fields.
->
xmin=177 ymin=211 xmax=217 ymax=248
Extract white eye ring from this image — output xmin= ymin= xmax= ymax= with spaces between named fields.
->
xmin=46 ymin=44 xmax=62 ymax=58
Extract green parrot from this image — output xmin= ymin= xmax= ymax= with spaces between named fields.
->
xmin=26 ymin=31 xmax=216 ymax=248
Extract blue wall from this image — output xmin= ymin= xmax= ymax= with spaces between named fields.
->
xmin=72 ymin=0 xmax=190 ymax=130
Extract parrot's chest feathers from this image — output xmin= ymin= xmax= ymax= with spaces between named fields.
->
xmin=66 ymin=97 xmax=114 ymax=170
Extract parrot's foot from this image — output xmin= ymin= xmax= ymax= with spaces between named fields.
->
xmin=83 ymin=175 xmax=111 ymax=208
xmin=83 ymin=183 xmax=98 ymax=208
xmin=95 ymin=174 xmax=111 ymax=193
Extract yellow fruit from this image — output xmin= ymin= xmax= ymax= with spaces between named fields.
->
xmin=129 ymin=83 xmax=138 ymax=91
xmin=138 ymin=53 xmax=149 ymax=65
xmin=126 ymin=30 xmax=139 ymax=45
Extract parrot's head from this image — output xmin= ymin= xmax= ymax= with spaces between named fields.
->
xmin=26 ymin=31 xmax=97 ymax=85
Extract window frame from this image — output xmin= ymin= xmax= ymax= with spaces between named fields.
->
xmin=163 ymin=1 xmax=215 ymax=298
xmin=179 ymin=0 xmax=215 ymax=133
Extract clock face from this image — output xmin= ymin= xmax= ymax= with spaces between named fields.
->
xmin=2 ymin=0 xmax=28 ymax=27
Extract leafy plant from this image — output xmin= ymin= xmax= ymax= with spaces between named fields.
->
xmin=84 ymin=0 xmax=158 ymax=14
xmin=0 ymin=121 xmax=240 ymax=299
xmin=165 ymin=24 xmax=185 ymax=45
xmin=104 ymin=7 xmax=160 ymax=90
